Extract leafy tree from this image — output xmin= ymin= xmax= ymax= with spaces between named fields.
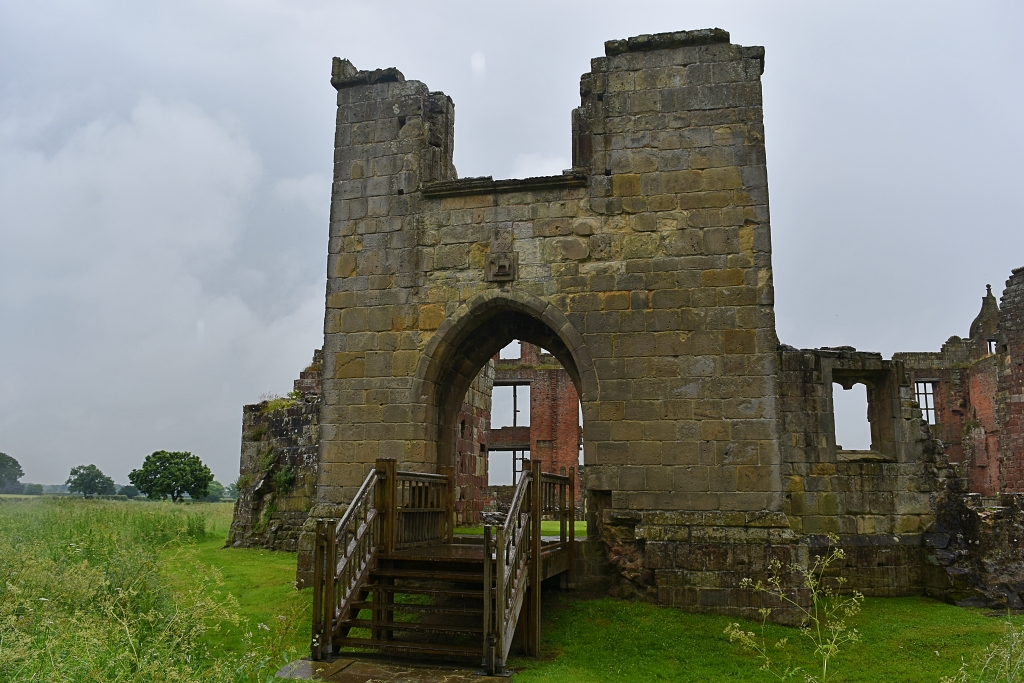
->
xmin=118 ymin=484 xmax=140 ymax=499
xmin=0 ymin=452 xmax=24 ymax=490
xmin=129 ymin=451 xmax=213 ymax=503
xmin=66 ymin=464 xmax=116 ymax=498
xmin=23 ymin=483 xmax=43 ymax=495
xmin=198 ymin=480 xmax=224 ymax=502
xmin=223 ymin=480 xmax=239 ymax=500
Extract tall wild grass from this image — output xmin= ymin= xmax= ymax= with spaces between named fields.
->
xmin=0 ymin=497 xmax=296 ymax=682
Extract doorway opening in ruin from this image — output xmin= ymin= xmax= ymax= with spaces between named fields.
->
xmin=832 ymin=382 xmax=872 ymax=452
xmin=416 ymin=294 xmax=592 ymax=526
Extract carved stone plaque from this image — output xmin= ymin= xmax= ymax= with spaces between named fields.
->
xmin=490 ymin=227 xmax=513 ymax=253
xmin=486 ymin=227 xmax=517 ymax=282
xmin=485 ymin=251 xmax=518 ymax=282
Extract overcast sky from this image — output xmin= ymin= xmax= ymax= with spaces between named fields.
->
xmin=1 ymin=1 xmax=1022 ymax=485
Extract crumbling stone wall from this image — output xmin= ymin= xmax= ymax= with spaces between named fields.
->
xmin=896 ymin=287 xmax=1002 ymax=493
xmin=228 ymin=350 xmax=322 ymax=551
xmin=777 ymin=346 xmax=955 ymax=596
xmin=925 ymin=492 xmax=1024 ymax=609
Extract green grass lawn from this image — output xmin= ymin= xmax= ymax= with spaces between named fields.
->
xmin=455 ymin=520 xmax=587 ymax=536
xmin=159 ymin=503 xmax=312 ymax=656
xmin=507 ymin=595 xmax=1017 ymax=682
xmin=3 ymin=497 xmax=1016 ymax=682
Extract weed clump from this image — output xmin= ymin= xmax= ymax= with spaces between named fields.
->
xmin=944 ymin=621 xmax=1024 ymax=683
xmin=273 ymin=464 xmax=296 ymax=493
xmin=725 ymin=533 xmax=864 ymax=682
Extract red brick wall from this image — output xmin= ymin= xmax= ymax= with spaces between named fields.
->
xmin=494 ymin=343 xmax=582 ymax=503
xmin=967 ymin=359 xmax=1000 ymax=494
xmin=1000 ymin=268 xmax=1024 ymax=491
xmin=453 ymin=367 xmax=493 ymax=525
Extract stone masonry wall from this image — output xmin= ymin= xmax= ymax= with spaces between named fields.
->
xmin=925 ymin=493 xmax=1024 ymax=609
xmin=776 ymin=346 xmax=951 ymax=597
xmin=308 ymin=29 xmax=788 ymax=620
xmin=228 ymin=350 xmax=323 ymax=551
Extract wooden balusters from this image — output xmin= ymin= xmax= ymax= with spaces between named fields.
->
xmin=530 ymin=459 xmax=542 ymax=657
xmin=568 ymin=466 xmax=575 ymax=589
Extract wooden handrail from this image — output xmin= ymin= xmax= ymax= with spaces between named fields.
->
xmin=393 ymin=466 xmax=453 ymax=550
xmin=483 ymin=463 xmax=535 ymax=674
xmin=396 ymin=471 xmax=449 ymax=483
xmin=313 ymin=457 xmax=573 ymax=669
xmin=311 ymin=467 xmax=380 ymax=659
xmin=312 ymin=460 xmax=455 ymax=659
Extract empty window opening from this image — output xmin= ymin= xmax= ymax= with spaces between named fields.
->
xmin=491 ymin=384 xmax=530 ymax=428
xmin=578 ymin=400 xmax=584 ymax=466
xmin=487 ymin=449 xmax=529 ymax=487
xmin=459 ymin=420 xmax=467 ymax=438
xmin=988 ymin=339 xmax=997 ymax=355
xmin=833 ymin=382 xmax=872 ymax=451
xmin=915 ymin=381 xmax=937 ymax=425
xmin=499 ymin=340 xmax=522 ymax=360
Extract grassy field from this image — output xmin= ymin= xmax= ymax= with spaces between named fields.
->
xmin=0 ymin=497 xmax=304 ymax=682
xmin=159 ymin=502 xmax=311 ymax=656
xmin=2 ymin=496 xmax=1021 ymax=682
xmin=455 ymin=520 xmax=587 ymax=536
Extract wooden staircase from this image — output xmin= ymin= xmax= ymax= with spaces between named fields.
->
xmin=311 ymin=458 xmax=574 ymax=674
xmin=335 ymin=544 xmax=487 ymax=660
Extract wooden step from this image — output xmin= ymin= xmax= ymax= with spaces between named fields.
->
xmin=370 ymin=568 xmax=485 ymax=582
xmin=341 ymin=618 xmax=483 ymax=635
xmin=333 ymin=637 xmax=481 ymax=659
xmin=351 ymin=600 xmax=483 ymax=617
xmin=369 ymin=585 xmax=484 ymax=599
xmin=379 ymin=544 xmax=485 ymax=563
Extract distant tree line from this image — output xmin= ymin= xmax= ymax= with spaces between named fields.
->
xmin=0 ymin=450 xmax=238 ymax=501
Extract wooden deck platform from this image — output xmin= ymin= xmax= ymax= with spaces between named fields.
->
xmin=311 ymin=458 xmax=575 ymax=674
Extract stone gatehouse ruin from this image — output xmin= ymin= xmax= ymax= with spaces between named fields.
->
xmin=229 ymin=28 xmax=1024 ymax=619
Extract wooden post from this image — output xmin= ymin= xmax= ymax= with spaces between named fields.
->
xmin=559 ymin=467 xmax=567 ymax=546
xmin=568 ymin=466 xmax=576 ymax=589
xmin=446 ymin=465 xmax=455 ymax=544
xmin=323 ymin=518 xmax=337 ymax=657
xmin=483 ymin=524 xmax=494 ymax=673
xmin=530 ymin=458 xmax=542 ymax=657
xmin=377 ymin=458 xmax=397 ymax=554
xmin=311 ymin=518 xmax=325 ymax=660
xmin=495 ymin=525 xmax=506 ymax=669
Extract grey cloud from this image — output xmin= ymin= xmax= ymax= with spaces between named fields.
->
xmin=1 ymin=0 xmax=1022 ymax=483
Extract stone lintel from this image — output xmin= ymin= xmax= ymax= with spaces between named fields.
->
xmin=422 ymin=172 xmax=588 ymax=198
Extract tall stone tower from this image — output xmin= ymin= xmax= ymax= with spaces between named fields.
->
xmin=305 ymin=29 xmax=786 ymax=615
